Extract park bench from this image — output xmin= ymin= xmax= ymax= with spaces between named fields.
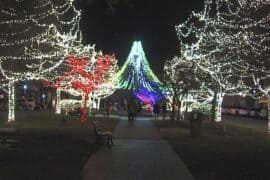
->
xmin=92 ymin=121 xmax=113 ymax=148
xmin=0 ymin=128 xmax=18 ymax=150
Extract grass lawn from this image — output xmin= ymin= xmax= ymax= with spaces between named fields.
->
xmin=0 ymin=111 xmax=119 ymax=180
xmin=153 ymin=119 xmax=270 ymax=180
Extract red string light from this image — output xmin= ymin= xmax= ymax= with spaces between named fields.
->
xmin=44 ymin=54 xmax=115 ymax=123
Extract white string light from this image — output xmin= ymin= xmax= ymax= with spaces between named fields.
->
xmin=0 ymin=0 xmax=81 ymax=122
xmin=172 ymin=0 xmax=268 ymax=123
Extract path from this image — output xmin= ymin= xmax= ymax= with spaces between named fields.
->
xmin=82 ymin=118 xmax=194 ymax=180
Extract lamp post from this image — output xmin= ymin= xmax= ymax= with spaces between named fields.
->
xmin=23 ymin=85 xmax=27 ymax=95
xmin=42 ymin=94 xmax=45 ymax=104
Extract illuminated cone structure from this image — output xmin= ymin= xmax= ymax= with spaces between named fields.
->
xmin=115 ymin=41 xmax=168 ymax=105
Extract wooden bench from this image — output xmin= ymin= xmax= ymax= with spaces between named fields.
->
xmin=92 ymin=121 xmax=113 ymax=148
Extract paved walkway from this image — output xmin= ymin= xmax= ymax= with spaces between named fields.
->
xmin=82 ymin=118 xmax=194 ymax=180
xmin=94 ymin=113 xmax=171 ymax=121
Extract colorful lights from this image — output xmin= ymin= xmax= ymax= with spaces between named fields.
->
xmin=114 ymin=41 xmax=169 ymax=105
xmin=44 ymin=53 xmax=117 ymax=123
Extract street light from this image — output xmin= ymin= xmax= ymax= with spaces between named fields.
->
xmin=42 ymin=94 xmax=45 ymax=104
xmin=23 ymin=85 xmax=27 ymax=95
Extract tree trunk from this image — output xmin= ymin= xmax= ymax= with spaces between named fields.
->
xmin=171 ymin=96 xmax=177 ymax=120
xmin=81 ymin=93 xmax=89 ymax=123
xmin=184 ymin=93 xmax=189 ymax=119
xmin=211 ymin=92 xmax=217 ymax=127
xmin=8 ymin=80 xmax=15 ymax=122
xmin=97 ymin=98 xmax=101 ymax=111
xmin=267 ymin=99 xmax=270 ymax=134
xmin=185 ymin=93 xmax=189 ymax=113
xmin=215 ymin=92 xmax=224 ymax=122
xmin=55 ymin=88 xmax=61 ymax=114
xmin=176 ymin=99 xmax=181 ymax=120
xmin=180 ymin=100 xmax=185 ymax=120
xmin=215 ymin=92 xmax=225 ymax=132
xmin=88 ymin=95 xmax=92 ymax=113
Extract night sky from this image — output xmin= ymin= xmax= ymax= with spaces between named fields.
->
xmin=75 ymin=0 xmax=204 ymax=76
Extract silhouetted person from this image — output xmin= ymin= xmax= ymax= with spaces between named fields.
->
xmin=137 ymin=101 xmax=142 ymax=116
xmin=153 ymin=102 xmax=160 ymax=120
xmin=127 ymin=97 xmax=137 ymax=125
xmin=105 ymin=99 xmax=112 ymax=120
xmin=123 ymin=98 xmax=127 ymax=111
xmin=161 ymin=101 xmax=167 ymax=120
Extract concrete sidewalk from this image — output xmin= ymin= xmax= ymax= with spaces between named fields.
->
xmin=82 ymin=119 xmax=194 ymax=180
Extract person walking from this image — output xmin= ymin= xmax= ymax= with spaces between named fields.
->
xmin=127 ymin=97 xmax=137 ymax=126
xmin=137 ymin=101 xmax=142 ymax=116
xmin=161 ymin=101 xmax=167 ymax=120
xmin=153 ymin=102 xmax=160 ymax=120
xmin=105 ymin=99 xmax=112 ymax=120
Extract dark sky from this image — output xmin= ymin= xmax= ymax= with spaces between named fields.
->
xmin=75 ymin=0 xmax=204 ymax=76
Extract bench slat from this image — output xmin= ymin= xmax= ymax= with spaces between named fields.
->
xmin=92 ymin=121 xmax=113 ymax=148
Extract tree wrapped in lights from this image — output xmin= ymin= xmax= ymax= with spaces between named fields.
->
xmin=44 ymin=53 xmax=117 ymax=123
xmin=43 ymin=44 xmax=97 ymax=115
xmin=114 ymin=41 xmax=169 ymax=106
xmin=213 ymin=0 xmax=270 ymax=130
xmin=89 ymin=70 xmax=118 ymax=111
xmin=87 ymin=50 xmax=119 ymax=110
xmin=175 ymin=0 xmax=251 ymax=125
xmin=164 ymin=55 xmax=218 ymax=122
xmin=214 ymin=0 xmax=270 ymax=131
xmin=43 ymin=44 xmax=118 ymax=115
xmin=164 ymin=56 xmax=201 ymax=120
xmin=214 ymin=0 xmax=270 ymax=81
xmin=216 ymin=0 xmax=270 ymax=62
xmin=0 ymin=0 xmax=81 ymax=122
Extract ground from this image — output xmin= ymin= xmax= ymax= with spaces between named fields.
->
xmin=1 ymin=111 xmax=270 ymax=180
xmin=0 ymin=111 xmax=119 ymax=180
xmin=152 ymin=119 xmax=270 ymax=180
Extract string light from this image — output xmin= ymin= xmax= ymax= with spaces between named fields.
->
xmin=172 ymin=0 xmax=268 ymax=123
xmin=44 ymin=53 xmax=117 ymax=123
xmin=0 ymin=0 xmax=81 ymax=122
xmin=114 ymin=41 xmax=169 ymax=105
xmin=215 ymin=0 xmax=270 ymax=130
